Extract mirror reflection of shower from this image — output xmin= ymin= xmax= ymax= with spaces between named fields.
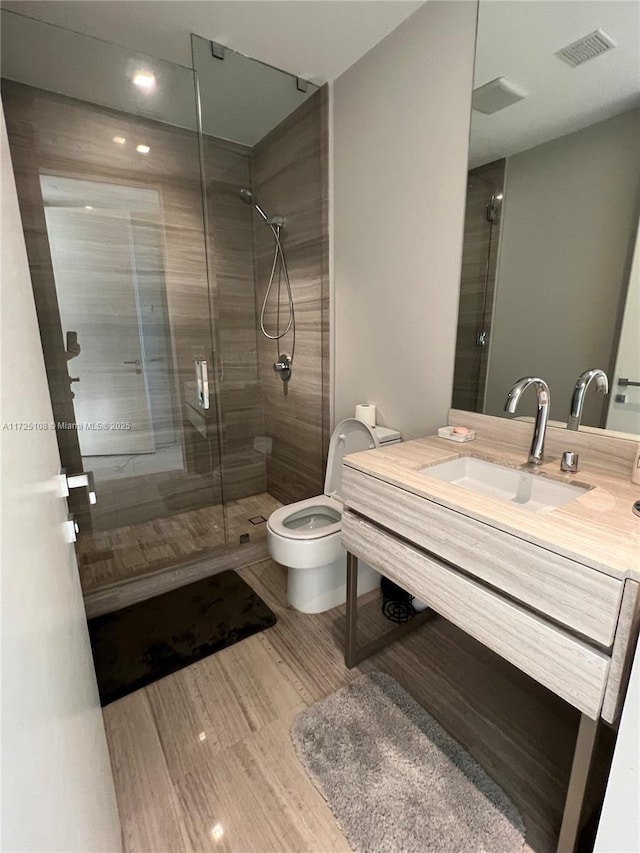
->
xmin=239 ymin=188 xmax=295 ymax=389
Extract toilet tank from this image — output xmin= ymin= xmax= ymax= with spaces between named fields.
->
xmin=371 ymin=426 xmax=401 ymax=446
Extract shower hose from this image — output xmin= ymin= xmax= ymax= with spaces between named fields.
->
xmin=260 ymin=222 xmax=295 ymax=364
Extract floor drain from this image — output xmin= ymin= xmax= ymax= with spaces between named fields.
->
xmin=249 ymin=515 xmax=267 ymax=525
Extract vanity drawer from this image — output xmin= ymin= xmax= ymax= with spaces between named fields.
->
xmin=342 ymin=510 xmax=610 ymax=718
xmin=342 ymin=466 xmax=622 ymax=647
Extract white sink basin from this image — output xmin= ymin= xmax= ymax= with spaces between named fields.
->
xmin=420 ymin=456 xmax=589 ymax=513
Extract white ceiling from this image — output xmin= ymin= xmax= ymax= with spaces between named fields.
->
xmin=470 ymin=0 xmax=640 ymax=168
xmin=0 ymin=0 xmax=424 ymax=82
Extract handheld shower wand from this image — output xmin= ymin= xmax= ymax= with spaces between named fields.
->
xmin=239 ymin=188 xmax=295 ymax=384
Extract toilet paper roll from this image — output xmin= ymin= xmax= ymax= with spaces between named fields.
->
xmin=355 ymin=404 xmax=376 ymax=427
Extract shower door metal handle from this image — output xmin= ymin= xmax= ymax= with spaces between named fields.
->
xmin=195 ymin=358 xmax=210 ymax=410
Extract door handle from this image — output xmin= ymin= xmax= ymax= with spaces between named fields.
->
xmin=195 ymin=358 xmax=210 ymax=410
xmin=124 ymin=359 xmax=141 ymax=365
xmin=58 ymin=469 xmax=97 ymax=504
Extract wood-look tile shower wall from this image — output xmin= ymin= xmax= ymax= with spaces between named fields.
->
xmin=251 ymin=87 xmax=330 ymax=505
xmin=452 ymin=160 xmax=505 ymax=413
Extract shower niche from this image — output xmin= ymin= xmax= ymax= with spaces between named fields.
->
xmin=0 ymin=13 xmax=329 ymax=595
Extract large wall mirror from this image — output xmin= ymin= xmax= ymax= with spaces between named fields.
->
xmin=453 ymin=0 xmax=640 ymax=436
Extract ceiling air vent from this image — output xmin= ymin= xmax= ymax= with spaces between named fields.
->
xmin=555 ymin=29 xmax=617 ymax=67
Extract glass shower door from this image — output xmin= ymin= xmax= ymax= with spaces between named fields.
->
xmin=191 ymin=33 xmax=323 ymax=544
xmin=1 ymin=11 xmax=227 ymax=593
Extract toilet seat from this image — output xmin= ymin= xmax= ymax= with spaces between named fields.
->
xmin=266 ymin=419 xmax=400 ymax=612
xmin=268 ymin=419 xmax=378 ymax=544
xmin=267 ymin=495 xmax=342 ymax=541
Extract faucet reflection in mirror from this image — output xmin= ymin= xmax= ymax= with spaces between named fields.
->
xmin=567 ymin=369 xmax=609 ymax=432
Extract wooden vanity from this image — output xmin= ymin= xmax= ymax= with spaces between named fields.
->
xmin=342 ymin=410 xmax=640 ymax=853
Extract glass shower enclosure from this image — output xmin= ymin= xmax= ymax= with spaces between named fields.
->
xmin=1 ymin=11 xmax=322 ymax=596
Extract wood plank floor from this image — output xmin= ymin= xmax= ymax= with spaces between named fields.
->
xmin=77 ymin=493 xmax=281 ymax=594
xmin=103 ymin=559 xmax=614 ymax=853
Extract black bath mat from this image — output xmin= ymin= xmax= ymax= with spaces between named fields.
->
xmin=88 ymin=571 xmax=277 ymax=706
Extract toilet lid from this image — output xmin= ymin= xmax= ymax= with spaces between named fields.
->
xmin=324 ymin=418 xmax=379 ymax=501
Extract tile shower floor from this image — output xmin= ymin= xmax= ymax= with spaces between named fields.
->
xmin=103 ymin=559 xmax=613 ymax=853
xmin=76 ymin=492 xmax=282 ymax=593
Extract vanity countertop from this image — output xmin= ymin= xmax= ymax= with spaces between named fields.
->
xmin=343 ymin=414 xmax=640 ymax=582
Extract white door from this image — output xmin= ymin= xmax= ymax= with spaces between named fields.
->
xmin=44 ymin=206 xmax=155 ymax=455
xmin=1 ymin=109 xmax=121 ymax=851
xmin=607 ymin=220 xmax=640 ymax=434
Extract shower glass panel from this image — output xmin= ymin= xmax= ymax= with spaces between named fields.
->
xmin=1 ymin=11 xmax=226 ymax=592
xmin=191 ymin=34 xmax=323 ymax=536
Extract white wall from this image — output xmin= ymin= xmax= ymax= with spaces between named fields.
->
xmin=332 ymin=0 xmax=477 ymax=438
xmin=0 ymin=106 xmax=122 ymax=852
xmin=484 ymin=109 xmax=640 ymax=426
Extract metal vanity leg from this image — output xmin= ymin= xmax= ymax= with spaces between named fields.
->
xmin=345 ymin=551 xmax=359 ymax=668
xmin=557 ymin=713 xmax=600 ymax=853
xmin=344 ymin=551 xmax=435 ymax=668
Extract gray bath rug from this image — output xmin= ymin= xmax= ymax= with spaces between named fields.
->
xmin=291 ymin=672 xmax=525 ymax=853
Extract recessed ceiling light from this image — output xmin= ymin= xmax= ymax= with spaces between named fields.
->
xmin=85 ymin=205 xmax=93 ymax=210
xmin=132 ymin=71 xmax=156 ymax=91
xmin=113 ymin=136 xmax=126 ymax=145
xmin=136 ymin=144 xmax=150 ymax=155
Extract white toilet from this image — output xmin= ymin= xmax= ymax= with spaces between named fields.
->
xmin=267 ymin=419 xmax=401 ymax=613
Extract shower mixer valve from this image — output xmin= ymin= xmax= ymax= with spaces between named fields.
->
xmin=273 ymin=353 xmax=292 ymax=382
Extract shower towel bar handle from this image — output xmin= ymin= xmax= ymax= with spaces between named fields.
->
xmin=195 ymin=358 xmax=210 ymax=410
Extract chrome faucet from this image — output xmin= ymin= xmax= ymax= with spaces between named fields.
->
xmin=566 ymin=368 xmax=609 ymax=431
xmin=504 ymin=377 xmax=550 ymax=465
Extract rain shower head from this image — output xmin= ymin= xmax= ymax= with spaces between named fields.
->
xmin=238 ymin=187 xmax=269 ymax=223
